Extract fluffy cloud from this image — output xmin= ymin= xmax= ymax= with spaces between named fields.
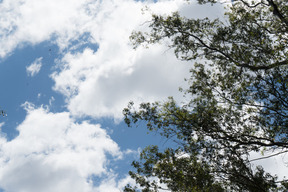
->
xmin=51 ymin=0 xmax=192 ymax=120
xmin=0 ymin=0 xmax=187 ymax=58
xmin=0 ymin=104 xmax=122 ymax=192
xmin=0 ymin=0 xmax=95 ymax=58
xmin=26 ymin=57 xmax=42 ymax=76
xmin=52 ymin=45 xmax=190 ymax=120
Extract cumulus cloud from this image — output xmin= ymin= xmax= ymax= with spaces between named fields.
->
xmin=51 ymin=0 xmax=192 ymax=120
xmin=0 ymin=104 xmax=123 ymax=192
xmin=52 ymin=45 xmax=190 ymax=120
xmin=0 ymin=0 xmax=95 ymax=58
xmin=0 ymin=0 xmax=187 ymax=58
xmin=26 ymin=57 xmax=42 ymax=76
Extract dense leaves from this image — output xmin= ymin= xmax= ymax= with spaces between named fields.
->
xmin=124 ymin=0 xmax=288 ymax=191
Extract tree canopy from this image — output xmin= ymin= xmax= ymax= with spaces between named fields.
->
xmin=123 ymin=0 xmax=288 ymax=191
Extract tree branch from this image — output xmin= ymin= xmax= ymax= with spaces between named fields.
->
xmin=267 ymin=0 xmax=288 ymax=27
xmin=249 ymin=150 xmax=288 ymax=162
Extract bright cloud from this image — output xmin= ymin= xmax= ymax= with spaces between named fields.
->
xmin=51 ymin=0 xmax=191 ymax=120
xmin=52 ymin=45 xmax=190 ymax=120
xmin=0 ymin=103 xmax=122 ymax=192
xmin=0 ymin=0 xmax=94 ymax=58
xmin=26 ymin=57 xmax=42 ymax=76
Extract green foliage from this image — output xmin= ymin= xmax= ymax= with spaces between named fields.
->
xmin=124 ymin=146 xmax=224 ymax=192
xmin=124 ymin=0 xmax=288 ymax=191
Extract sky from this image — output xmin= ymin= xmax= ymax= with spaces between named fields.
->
xmin=0 ymin=0 xmax=286 ymax=191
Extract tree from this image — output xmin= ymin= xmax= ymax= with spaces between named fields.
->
xmin=123 ymin=0 xmax=288 ymax=191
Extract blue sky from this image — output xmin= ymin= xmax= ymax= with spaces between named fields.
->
xmin=0 ymin=0 xmax=285 ymax=191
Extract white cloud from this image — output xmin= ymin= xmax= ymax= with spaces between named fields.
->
xmin=26 ymin=57 xmax=42 ymax=76
xmin=0 ymin=0 xmax=185 ymax=58
xmin=0 ymin=104 xmax=123 ymax=192
xmin=52 ymin=45 xmax=190 ymax=120
xmin=51 ymin=0 xmax=192 ymax=120
xmin=0 ymin=0 xmax=95 ymax=58
xmin=94 ymin=176 xmax=135 ymax=192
